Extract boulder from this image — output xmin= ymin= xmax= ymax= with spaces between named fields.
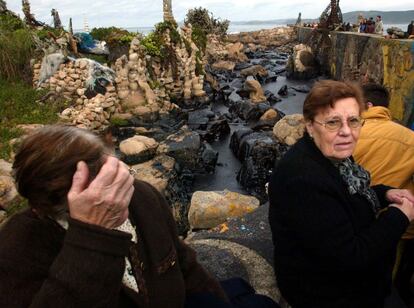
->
xmin=286 ymin=44 xmax=319 ymax=80
xmin=229 ymin=101 xmax=270 ymax=122
xmin=260 ymin=109 xmax=278 ymax=122
xmin=200 ymin=143 xmax=219 ymax=173
xmin=228 ymin=91 xmax=243 ymax=105
xmin=244 ymin=77 xmax=266 ymax=104
xmin=157 ymin=129 xmax=202 ymax=171
xmin=212 ymin=60 xmax=236 ymax=71
xmin=188 ymin=190 xmax=260 ymax=229
xmin=231 ymin=130 xmax=289 ymax=202
xmin=131 ymin=154 xmax=191 ymax=234
xmin=240 ymin=65 xmax=268 ymax=79
xmin=387 ymin=27 xmax=405 ymax=38
xmin=264 ymin=90 xmax=282 ymax=104
xmin=199 ymin=117 xmax=231 ymax=143
xmin=188 ymin=108 xmax=215 ymax=130
xmin=0 ymin=175 xmax=19 ymax=210
xmin=273 ymin=114 xmax=305 ymax=146
xmin=130 ymin=154 xmax=176 ymax=195
xmin=277 ymin=85 xmax=288 ymax=96
xmin=226 ymin=42 xmax=248 ymax=62
xmin=0 ymin=159 xmax=12 ymax=176
xmin=119 ymin=135 xmax=159 ymax=164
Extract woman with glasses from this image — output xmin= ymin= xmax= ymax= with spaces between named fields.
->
xmin=268 ymin=80 xmax=414 ymax=307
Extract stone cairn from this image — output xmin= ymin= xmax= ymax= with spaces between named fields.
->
xmin=163 ymin=0 xmax=175 ymax=23
xmin=114 ymin=23 xmax=206 ymax=119
xmin=33 ymin=59 xmax=121 ymax=132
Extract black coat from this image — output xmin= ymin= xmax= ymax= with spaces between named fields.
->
xmin=268 ymin=135 xmax=409 ymax=308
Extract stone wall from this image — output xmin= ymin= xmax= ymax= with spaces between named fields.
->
xmin=296 ymin=27 xmax=414 ymax=127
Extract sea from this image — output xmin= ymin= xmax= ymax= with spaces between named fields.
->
xmin=122 ymin=23 xmax=408 ymax=35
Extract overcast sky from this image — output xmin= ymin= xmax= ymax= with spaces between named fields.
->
xmin=6 ymin=0 xmax=414 ymax=29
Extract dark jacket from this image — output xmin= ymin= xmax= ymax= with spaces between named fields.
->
xmin=0 ymin=180 xmax=226 ymax=307
xmin=268 ymin=135 xmax=409 ymax=308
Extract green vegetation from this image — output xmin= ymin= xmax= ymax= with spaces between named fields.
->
xmin=185 ymin=7 xmax=229 ymax=38
xmin=0 ymin=79 xmax=67 ymax=160
xmin=154 ymin=21 xmax=181 ymax=45
xmin=35 ymin=27 xmax=64 ymax=41
xmin=90 ymin=26 xmax=137 ymax=46
xmin=141 ymin=21 xmax=183 ymax=58
xmin=191 ymin=26 xmax=207 ymax=52
xmin=84 ymin=54 xmax=108 ymax=64
xmin=0 ymin=13 xmax=25 ymax=31
xmin=140 ymin=32 xmax=163 ymax=57
xmin=0 ymin=14 xmax=34 ymax=81
xmin=109 ymin=117 xmax=129 ymax=127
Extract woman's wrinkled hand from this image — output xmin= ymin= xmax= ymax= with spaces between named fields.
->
xmin=390 ymin=198 xmax=414 ymax=222
xmin=386 ymin=189 xmax=414 ymax=205
xmin=67 ymin=156 xmax=134 ymax=229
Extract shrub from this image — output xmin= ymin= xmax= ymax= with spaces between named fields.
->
xmin=0 ymin=27 xmax=34 ymax=81
xmin=140 ymin=21 xmax=182 ymax=59
xmin=0 ymin=13 xmax=25 ymax=32
xmin=0 ymin=79 xmax=68 ymax=160
xmin=35 ymin=27 xmax=64 ymax=41
xmin=90 ymin=27 xmax=137 ymax=46
xmin=185 ymin=7 xmax=229 ymax=37
xmin=140 ymin=32 xmax=163 ymax=57
xmin=191 ymin=26 xmax=207 ymax=52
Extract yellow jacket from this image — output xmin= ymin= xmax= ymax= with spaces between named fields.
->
xmin=354 ymin=106 xmax=414 ymax=238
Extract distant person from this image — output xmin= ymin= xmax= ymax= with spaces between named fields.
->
xmin=407 ymin=21 xmax=414 ymax=38
xmin=269 ymin=80 xmax=414 ymax=308
xmin=375 ymin=15 xmax=384 ymax=34
xmin=366 ymin=17 xmax=375 ymax=33
xmin=360 ymin=18 xmax=367 ymax=33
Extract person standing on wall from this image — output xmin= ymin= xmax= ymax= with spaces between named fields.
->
xmin=375 ymin=15 xmax=384 ymax=34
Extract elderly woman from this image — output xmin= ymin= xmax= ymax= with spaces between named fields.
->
xmin=268 ymin=80 xmax=414 ymax=307
xmin=0 ymin=125 xmax=229 ymax=307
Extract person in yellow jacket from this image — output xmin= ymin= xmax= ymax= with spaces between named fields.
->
xmin=354 ymin=83 xmax=414 ymax=196
xmin=354 ymin=83 xmax=414 ymax=305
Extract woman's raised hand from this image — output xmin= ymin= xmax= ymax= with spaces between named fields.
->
xmin=67 ymin=156 xmax=134 ymax=229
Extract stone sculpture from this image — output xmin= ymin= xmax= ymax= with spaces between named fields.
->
xmin=51 ymin=8 xmax=63 ymax=29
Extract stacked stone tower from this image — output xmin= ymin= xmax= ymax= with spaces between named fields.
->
xmin=163 ymin=0 xmax=175 ymax=23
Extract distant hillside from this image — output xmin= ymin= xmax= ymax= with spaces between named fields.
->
xmin=230 ymin=10 xmax=414 ymax=26
xmin=342 ymin=10 xmax=414 ymax=24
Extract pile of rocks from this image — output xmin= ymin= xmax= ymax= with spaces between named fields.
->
xmin=227 ymin=27 xmax=295 ymax=50
xmin=34 ymin=58 xmax=121 ymax=132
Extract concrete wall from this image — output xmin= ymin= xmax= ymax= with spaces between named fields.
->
xmin=296 ymin=27 xmax=414 ymax=127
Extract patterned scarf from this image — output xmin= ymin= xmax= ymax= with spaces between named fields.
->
xmin=332 ymin=158 xmax=381 ymax=214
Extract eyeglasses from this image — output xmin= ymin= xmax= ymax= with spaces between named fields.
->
xmin=313 ymin=116 xmax=365 ymax=131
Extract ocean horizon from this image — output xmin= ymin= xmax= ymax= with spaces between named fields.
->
xmin=75 ymin=22 xmax=409 ymax=35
